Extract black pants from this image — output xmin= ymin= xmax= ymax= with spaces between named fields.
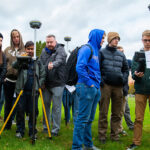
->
xmin=16 ymin=91 xmax=39 ymax=136
xmin=4 ymin=80 xmax=16 ymax=129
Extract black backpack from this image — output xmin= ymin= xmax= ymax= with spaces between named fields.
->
xmin=65 ymin=44 xmax=93 ymax=86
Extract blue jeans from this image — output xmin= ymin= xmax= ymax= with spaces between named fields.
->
xmin=0 ymin=84 xmax=5 ymax=115
xmin=72 ymin=83 xmax=100 ymax=150
xmin=62 ymin=88 xmax=79 ymax=123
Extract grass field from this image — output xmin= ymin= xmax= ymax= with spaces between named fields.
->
xmin=0 ymin=96 xmax=150 ymax=150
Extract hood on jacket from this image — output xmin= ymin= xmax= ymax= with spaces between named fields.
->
xmin=88 ymin=29 xmax=105 ymax=50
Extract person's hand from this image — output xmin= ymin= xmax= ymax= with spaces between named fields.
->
xmin=90 ymin=85 xmax=94 ymax=87
xmin=48 ymin=62 xmax=53 ymax=70
xmin=134 ymin=71 xmax=144 ymax=78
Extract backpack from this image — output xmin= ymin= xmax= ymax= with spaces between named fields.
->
xmin=65 ymin=44 xmax=93 ymax=86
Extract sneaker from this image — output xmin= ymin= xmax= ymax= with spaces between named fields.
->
xmin=30 ymin=134 xmax=37 ymax=140
xmin=16 ymin=132 xmax=23 ymax=138
xmin=4 ymin=126 xmax=11 ymax=130
xmin=129 ymin=127 xmax=134 ymax=130
xmin=127 ymin=143 xmax=138 ymax=150
xmin=26 ymin=116 xmax=29 ymax=121
xmin=12 ymin=120 xmax=16 ymax=125
xmin=120 ymin=130 xmax=128 ymax=136
xmin=51 ymin=132 xmax=58 ymax=137
xmin=43 ymin=128 xmax=48 ymax=133
xmin=83 ymin=145 xmax=101 ymax=150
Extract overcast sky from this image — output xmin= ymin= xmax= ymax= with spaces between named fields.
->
xmin=0 ymin=0 xmax=150 ymax=59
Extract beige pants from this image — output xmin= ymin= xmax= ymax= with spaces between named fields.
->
xmin=133 ymin=94 xmax=150 ymax=145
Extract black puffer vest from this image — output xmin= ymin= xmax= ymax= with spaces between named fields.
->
xmin=99 ymin=45 xmax=129 ymax=86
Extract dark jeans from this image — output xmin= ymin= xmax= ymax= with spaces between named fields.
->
xmin=4 ymin=80 xmax=16 ymax=129
xmin=11 ymin=96 xmax=17 ymax=121
xmin=62 ymin=88 xmax=79 ymax=124
xmin=124 ymin=100 xmax=134 ymax=129
xmin=16 ymin=91 xmax=39 ymax=136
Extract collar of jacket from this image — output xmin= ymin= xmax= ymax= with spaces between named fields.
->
xmin=45 ymin=47 xmax=56 ymax=55
xmin=106 ymin=44 xmax=117 ymax=52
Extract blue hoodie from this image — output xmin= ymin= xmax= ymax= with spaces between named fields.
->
xmin=76 ymin=29 xmax=105 ymax=88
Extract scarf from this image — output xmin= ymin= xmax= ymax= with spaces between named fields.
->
xmin=45 ymin=47 xmax=52 ymax=55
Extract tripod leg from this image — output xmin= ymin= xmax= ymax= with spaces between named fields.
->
xmin=0 ymin=90 xmax=23 ymax=136
xmin=39 ymin=88 xmax=52 ymax=139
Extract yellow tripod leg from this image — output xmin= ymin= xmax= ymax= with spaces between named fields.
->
xmin=0 ymin=90 xmax=23 ymax=136
xmin=39 ymin=88 xmax=52 ymax=139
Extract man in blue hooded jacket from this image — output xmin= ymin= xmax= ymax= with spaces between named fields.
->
xmin=72 ymin=29 xmax=105 ymax=150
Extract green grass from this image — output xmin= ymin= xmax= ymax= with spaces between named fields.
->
xmin=0 ymin=96 xmax=150 ymax=150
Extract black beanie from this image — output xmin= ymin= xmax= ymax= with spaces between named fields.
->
xmin=0 ymin=33 xmax=3 ymax=39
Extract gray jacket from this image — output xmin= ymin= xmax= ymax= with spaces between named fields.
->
xmin=40 ymin=43 xmax=67 ymax=88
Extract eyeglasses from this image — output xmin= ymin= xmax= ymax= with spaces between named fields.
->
xmin=143 ymin=39 xmax=150 ymax=42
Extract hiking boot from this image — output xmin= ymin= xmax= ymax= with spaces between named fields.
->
xmin=83 ymin=145 xmax=101 ymax=150
xmin=16 ymin=132 xmax=23 ymax=138
xmin=129 ymin=127 xmax=134 ymax=130
xmin=127 ymin=143 xmax=138 ymax=150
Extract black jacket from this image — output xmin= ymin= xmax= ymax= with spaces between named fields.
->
xmin=40 ymin=43 xmax=67 ymax=88
xmin=131 ymin=49 xmax=150 ymax=95
xmin=99 ymin=45 xmax=129 ymax=87
xmin=122 ymin=59 xmax=132 ymax=96
xmin=0 ymin=53 xmax=7 ymax=83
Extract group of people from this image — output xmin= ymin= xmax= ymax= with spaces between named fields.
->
xmin=0 ymin=28 xmax=150 ymax=150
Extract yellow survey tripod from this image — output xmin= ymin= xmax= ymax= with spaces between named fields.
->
xmin=0 ymin=58 xmax=52 ymax=144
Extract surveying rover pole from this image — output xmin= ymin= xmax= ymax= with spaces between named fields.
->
xmin=29 ymin=20 xmax=41 ymax=144
xmin=29 ymin=20 xmax=52 ymax=144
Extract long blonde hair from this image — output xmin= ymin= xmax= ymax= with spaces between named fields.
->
xmin=10 ymin=29 xmax=24 ymax=50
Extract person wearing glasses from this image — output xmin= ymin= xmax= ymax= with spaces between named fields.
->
xmin=128 ymin=30 xmax=150 ymax=149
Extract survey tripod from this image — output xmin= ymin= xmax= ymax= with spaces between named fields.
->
xmin=0 ymin=57 xmax=52 ymax=144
